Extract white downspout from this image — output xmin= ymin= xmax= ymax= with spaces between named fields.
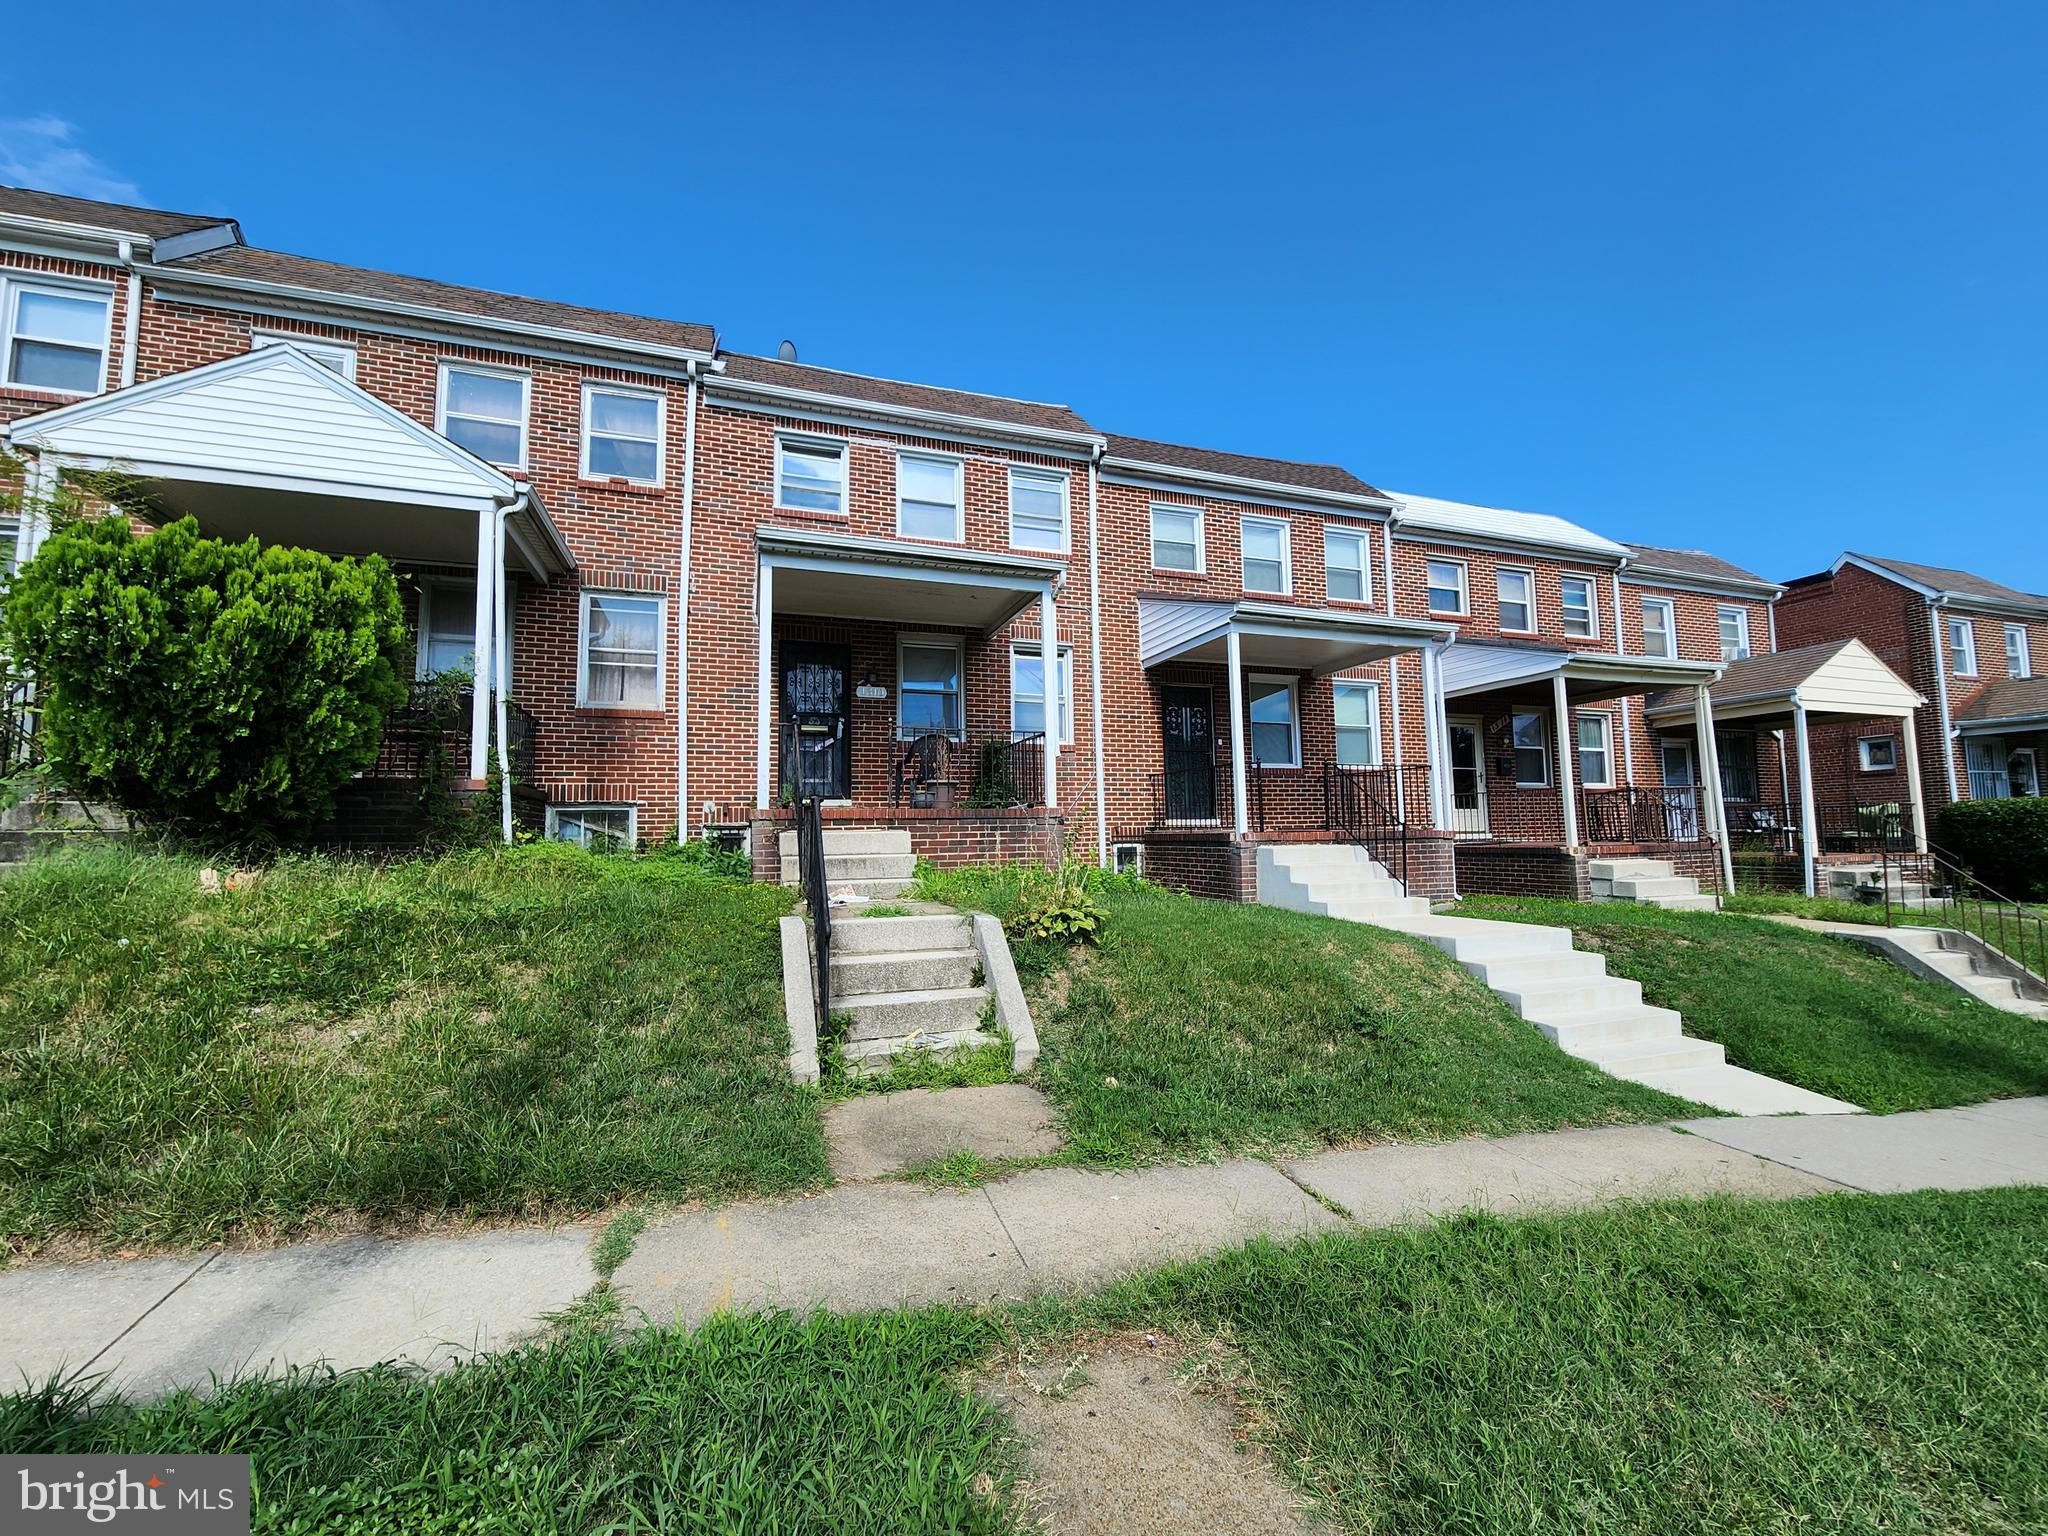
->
xmin=674 ymin=364 xmax=701 ymax=842
xmin=1611 ymin=569 xmax=1635 ymax=786
xmin=493 ymin=502 xmax=516 ymax=843
xmin=117 ymin=239 xmax=141 ymax=389
xmin=1928 ymin=603 xmax=1960 ymax=802
xmin=1382 ymin=518 xmax=1406 ymax=819
xmin=1086 ymin=449 xmax=1108 ymax=867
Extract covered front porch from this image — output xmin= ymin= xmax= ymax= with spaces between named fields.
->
xmin=1955 ymin=677 xmax=2048 ymax=801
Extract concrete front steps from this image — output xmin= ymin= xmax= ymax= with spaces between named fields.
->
xmin=826 ymin=912 xmax=1000 ymax=1075
xmin=1255 ymin=843 xmax=1432 ymax=920
xmin=1588 ymin=857 xmax=1717 ymax=912
xmin=779 ymin=827 xmax=917 ymax=901
xmin=1861 ymin=926 xmax=2048 ymax=1019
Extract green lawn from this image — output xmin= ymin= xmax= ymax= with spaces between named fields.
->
xmin=1460 ymin=896 xmax=2048 ymax=1113
xmin=0 ymin=845 xmax=823 ymax=1256
xmin=917 ymin=866 xmax=1701 ymax=1161
xmin=10 ymin=1189 xmax=2042 ymax=1535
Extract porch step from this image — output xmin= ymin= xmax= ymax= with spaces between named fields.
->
xmin=1580 ymin=1035 xmax=1727 ymax=1075
xmin=778 ymin=828 xmax=913 ymax=858
xmin=780 ymin=852 xmax=918 ymax=884
xmin=838 ymin=1029 xmax=1001 ymax=1078
xmin=838 ymin=985 xmax=989 ymax=1043
xmin=830 ymin=946 xmax=980 ymax=995
xmin=1588 ymin=856 xmax=1716 ymax=911
xmin=1537 ymin=1004 xmax=1688 ymax=1052
xmin=831 ymin=914 xmax=973 ymax=953
xmin=1255 ymin=843 xmax=1419 ymax=918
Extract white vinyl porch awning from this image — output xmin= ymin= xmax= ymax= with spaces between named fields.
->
xmin=1136 ymin=597 xmax=1450 ymax=675
xmin=1440 ymin=639 xmax=1722 ymax=702
xmin=758 ymin=525 xmax=1064 ymax=634
xmin=4 ymin=345 xmax=573 ymax=579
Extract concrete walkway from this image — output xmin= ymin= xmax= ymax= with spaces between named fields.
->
xmin=5 ymin=1098 xmax=2044 ymax=1400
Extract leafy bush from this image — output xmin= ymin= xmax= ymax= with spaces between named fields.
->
xmin=1008 ymin=859 xmax=1109 ymax=945
xmin=2 ymin=515 xmax=407 ymax=842
xmin=1935 ymin=797 xmax=2048 ymax=900
xmin=642 ymin=835 xmax=751 ymax=881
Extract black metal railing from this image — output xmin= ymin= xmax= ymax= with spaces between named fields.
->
xmin=1579 ymin=785 xmax=1709 ymax=845
xmin=1145 ymin=763 xmax=1226 ymax=828
xmin=889 ymin=731 xmax=1046 ymax=809
xmin=1879 ymin=837 xmax=2046 ymax=987
xmin=792 ymin=789 xmax=832 ymax=1040
xmin=1324 ymin=763 xmax=1411 ymax=887
xmin=1 ymin=674 xmax=37 ymax=777
xmin=372 ymin=682 xmax=537 ymax=783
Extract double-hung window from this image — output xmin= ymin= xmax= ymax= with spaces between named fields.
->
xmin=252 ymin=332 xmax=358 ymax=379
xmin=1332 ymin=680 xmax=1381 ymax=767
xmin=1640 ymin=596 xmax=1676 ymax=658
xmin=548 ymin=804 xmax=636 ymax=851
xmin=579 ymin=593 xmax=664 ymax=708
xmin=1718 ymin=604 xmax=1752 ymax=661
xmin=1150 ymin=504 xmax=1203 ymax=571
xmin=2004 ymin=623 xmax=2031 ymax=678
xmin=0 ymin=518 xmax=18 ymax=580
xmin=1010 ymin=644 xmax=1073 ymax=745
xmin=1240 ymin=515 xmax=1291 ymax=595
xmin=1426 ymin=558 xmax=1468 ymax=614
xmin=417 ymin=583 xmax=481 ymax=678
xmin=776 ymin=436 xmax=846 ymax=513
xmin=1497 ymin=568 xmax=1535 ymax=632
xmin=1511 ymin=713 xmax=1550 ymax=786
xmin=1246 ymin=676 xmax=1300 ymax=768
xmin=1947 ymin=616 xmax=1977 ymax=676
xmin=1008 ymin=467 xmax=1067 ymax=553
xmin=1576 ymin=714 xmax=1613 ymax=788
xmin=899 ymin=638 xmax=964 ymax=738
xmin=3 ymin=279 xmax=112 ymax=394
xmin=1561 ymin=575 xmax=1598 ymax=638
xmin=1324 ymin=526 xmax=1369 ymax=603
xmin=438 ymin=363 xmax=528 ymax=467
xmin=897 ymin=452 xmax=963 ymax=541
xmin=582 ymin=384 xmax=663 ymax=483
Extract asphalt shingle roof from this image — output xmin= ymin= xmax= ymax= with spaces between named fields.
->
xmin=1955 ymin=675 xmax=2048 ymax=724
xmin=717 ymin=353 xmax=1097 ymax=435
xmin=1106 ymin=434 xmax=1383 ymax=497
xmin=1625 ymin=543 xmax=1774 ymax=587
xmin=1850 ymin=554 xmax=2048 ymax=610
xmin=0 ymin=183 xmax=235 ymax=241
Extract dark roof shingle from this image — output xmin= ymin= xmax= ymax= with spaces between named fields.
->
xmin=1645 ymin=639 xmax=1858 ymax=712
xmin=1624 ymin=543 xmax=1774 ymax=587
xmin=1850 ymin=554 xmax=2048 ymax=610
xmin=1106 ymin=434 xmax=1384 ymax=498
xmin=0 ymin=183 xmax=235 ymax=241
xmin=1955 ymin=675 xmax=2048 ymax=724
xmin=714 ymin=353 xmax=1096 ymax=435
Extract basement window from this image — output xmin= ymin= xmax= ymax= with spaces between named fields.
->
xmin=548 ymin=804 xmax=637 ymax=851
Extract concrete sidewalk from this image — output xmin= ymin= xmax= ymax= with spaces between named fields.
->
xmin=5 ymin=1098 xmax=2044 ymax=1400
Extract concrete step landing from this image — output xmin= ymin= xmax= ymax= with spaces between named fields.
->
xmin=1588 ymin=856 xmax=1717 ymax=912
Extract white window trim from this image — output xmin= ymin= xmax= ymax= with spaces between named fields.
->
xmin=773 ymin=432 xmax=848 ymax=516
xmin=1858 ymin=734 xmax=1898 ymax=772
xmin=1239 ymin=513 xmax=1293 ymax=596
xmin=1948 ymin=616 xmax=1978 ymax=676
xmin=1496 ymin=566 xmax=1537 ymax=634
xmin=1640 ymin=596 xmax=1677 ymax=659
xmin=896 ymin=633 xmax=966 ymax=740
xmin=1331 ymin=679 xmax=1383 ymax=768
xmin=1149 ymin=502 xmax=1206 ymax=574
xmin=1561 ymin=573 xmax=1601 ymax=640
xmin=436 ymin=360 xmax=530 ymax=470
xmin=546 ymin=802 xmax=638 ymax=849
xmin=415 ymin=579 xmax=509 ymax=683
xmin=1010 ymin=641 xmax=1075 ymax=746
xmin=1511 ymin=712 xmax=1551 ymax=788
xmin=1323 ymin=524 xmax=1372 ymax=605
xmin=1245 ymin=672 xmax=1302 ymax=769
xmin=576 ymin=590 xmax=667 ymax=709
xmin=251 ymin=330 xmax=357 ymax=381
xmin=2 ymin=274 xmax=116 ymax=398
xmin=1718 ymin=603 xmax=1753 ymax=661
xmin=1426 ymin=558 xmax=1470 ymax=616
xmin=1576 ymin=712 xmax=1615 ymax=788
xmin=2004 ymin=623 xmax=2031 ymax=679
xmin=895 ymin=449 xmax=965 ymax=543
xmin=580 ymin=381 xmax=665 ymax=486
xmin=1006 ymin=465 xmax=1070 ymax=554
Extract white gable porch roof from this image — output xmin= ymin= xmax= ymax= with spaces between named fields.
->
xmin=1137 ymin=597 xmax=1450 ymax=675
xmin=1644 ymin=638 xmax=1923 ymax=726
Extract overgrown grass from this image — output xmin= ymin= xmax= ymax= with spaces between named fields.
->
xmin=1460 ymin=896 xmax=2048 ymax=1112
xmin=0 ymin=845 xmax=826 ymax=1256
xmin=9 ymin=1190 xmax=2041 ymax=1534
xmin=923 ymin=867 xmax=1700 ymax=1160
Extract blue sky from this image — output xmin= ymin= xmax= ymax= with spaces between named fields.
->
xmin=6 ymin=1 xmax=2044 ymax=586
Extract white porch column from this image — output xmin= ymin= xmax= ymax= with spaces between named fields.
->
xmin=1901 ymin=709 xmax=1928 ymax=852
xmin=1552 ymin=672 xmax=1580 ymax=849
xmin=492 ymin=510 xmax=513 ymax=844
xmin=1226 ymin=628 xmax=1249 ymax=837
xmin=1694 ymin=683 xmax=1734 ymax=893
xmin=18 ymin=455 xmax=58 ymax=563
xmin=1038 ymin=584 xmax=1059 ymax=810
xmin=1387 ymin=654 xmax=1408 ymax=820
xmin=754 ymin=557 xmax=775 ymax=807
xmin=1793 ymin=692 xmax=1820 ymax=898
xmin=1420 ymin=644 xmax=1451 ymax=831
xmin=468 ymin=508 xmax=495 ymax=779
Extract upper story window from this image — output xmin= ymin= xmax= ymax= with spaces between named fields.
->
xmin=1561 ymin=575 xmax=1598 ymax=638
xmin=776 ymin=435 xmax=846 ymax=514
xmin=1947 ymin=615 xmax=1977 ymax=676
xmin=897 ymin=451 xmax=963 ymax=541
xmin=1008 ymin=467 xmax=1068 ymax=553
xmin=579 ymin=592 xmax=664 ymax=709
xmin=1426 ymin=558 xmax=1469 ymax=615
xmin=1324 ymin=526 xmax=1370 ymax=603
xmin=1640 ymin=596 xmax=1676 ymax=658
xmin=1150 ymin=504 xmax=1204 ymax=572
xmin=3 ymin=279 xmax=112 ymax=395
xmin=252 ymin=332 xmax=357 ymax=380
xmin=1010 ymin=643 xmax=1074 ymax=745
xmin=2005 ymin=623 xmax=2031 ymax=679
xmin=1246 ymin=675 xmax=1300 ymax=768
xmin=1718 ymin=604 xmax=1752 ymax=661
xmin=1240 ymin=515 xmax=1291 ymax=595
xmin=1332 ymin=680 xmax=1381 ymax=767
xmin=438 ymin=363 xmax=528 ymax=468
xmin=1496 ymin=567 xmax=1535 ymax=633
xmin=582 ymin=384 xmax=663 ymax=484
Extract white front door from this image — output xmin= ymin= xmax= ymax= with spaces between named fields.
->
xmin=1448 ymin=716 xmax=1489 ymax=836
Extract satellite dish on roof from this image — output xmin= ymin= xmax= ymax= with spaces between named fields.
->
xmin=777 ymin=339 xmax=798 ymax=363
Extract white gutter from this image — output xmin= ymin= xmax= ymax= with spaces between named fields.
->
xmin=117 ymin=240 xmax=142 ymax=389
xmin=1382 ymin=519 xmax=1406 ymax=819
xmin=1928 ymin=603 xmax=1961 ymax=801
xmin=675 ymin=363 xmax=702 ymax=841
xmin=709 ymin=374 xmax=1105 ymax=455
xmin=1086 ymin=447 xmax=1108 ymax=868
xmin=1102 ymin=457 xmax=1398 ymax=514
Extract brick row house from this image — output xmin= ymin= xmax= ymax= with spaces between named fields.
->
xmin=1 ymin=184 xmax=2002 ymax=901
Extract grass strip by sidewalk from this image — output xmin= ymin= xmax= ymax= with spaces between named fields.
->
xmin=1459 ymin=895 xmax=2048 ymax=1112
xmin=7 ymin=1188 xmax=2042 ymax=1534
xmin=0 ymin=845 xmax=826 ymax=1256
xmin=919 ymin=867 xmax=1701 ymax=1160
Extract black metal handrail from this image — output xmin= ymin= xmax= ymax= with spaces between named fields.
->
xmin=888 ymin=731 xmax=1046 ymax=809
xmin=1324 ymin=763 xmax=1410 ymax=887
xmin=1145 ymin=763 xmax=1225 ymax=828
xmin=1880 ymin=836 xmax=2046 ymax=985
xmin=372 ymin=682 xmax=537 ymax=783
xmin=1 ymin=674 xmax=37 ymax=777
xmin=1579 ymin=785 xmax=1709 ymax=845
xmin=793 ymin=789 xmax=831 ymax=1041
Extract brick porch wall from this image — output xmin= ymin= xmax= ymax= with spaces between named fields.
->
xmin=748 ymin=806 xmax=1065 ymax=884
xmin=1454 ymin=842 xmax=1592 ymax=900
